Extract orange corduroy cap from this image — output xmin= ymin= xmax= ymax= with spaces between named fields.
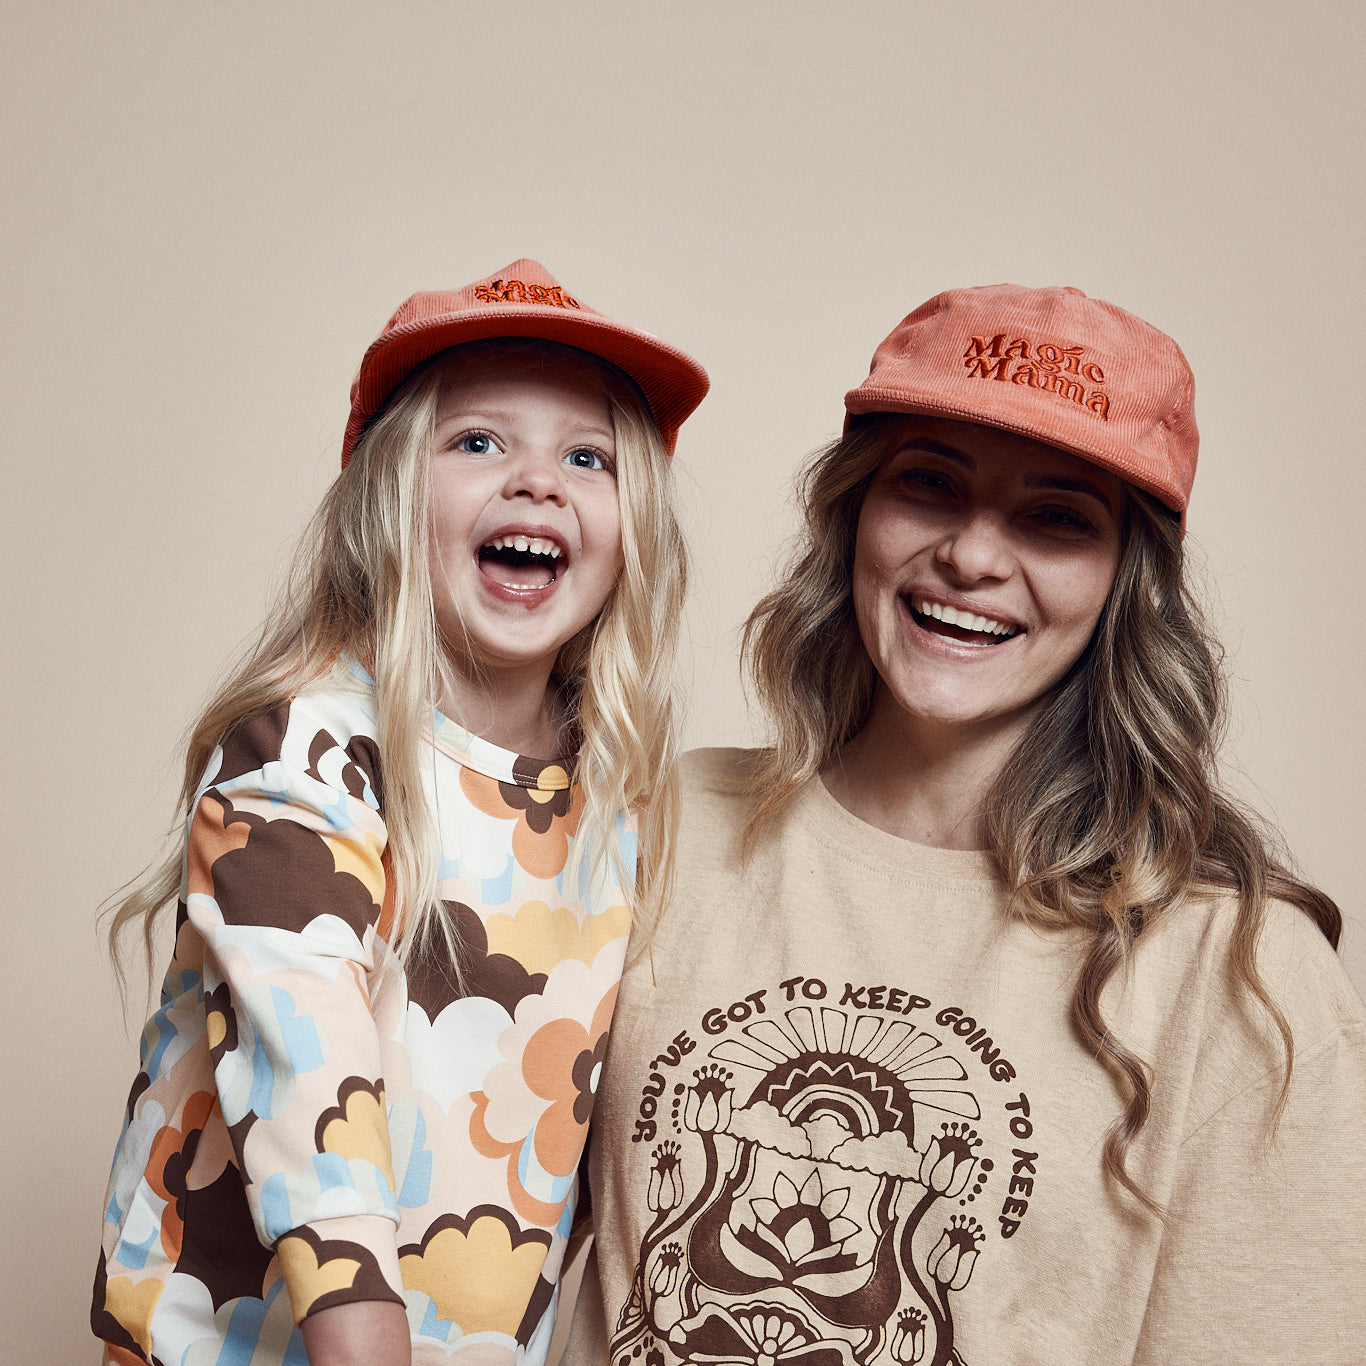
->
xmin=845 ymin=284 xmax=1198 ymax=514
xmin=342 ymin=258 xmax=709 ymax=465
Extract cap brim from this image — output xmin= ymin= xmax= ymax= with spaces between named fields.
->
xmin=344 ymin=306 xmax=709 ymax=463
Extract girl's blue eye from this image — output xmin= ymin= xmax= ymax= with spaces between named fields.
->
xmin=564 ymin=447 xmax=607 ymax=471
xmin=457 ymin=432 xmax=497 ymax=455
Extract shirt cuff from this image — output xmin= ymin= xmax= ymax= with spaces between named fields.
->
xmin=276 ymin=1214 xmax=405 ymax=1325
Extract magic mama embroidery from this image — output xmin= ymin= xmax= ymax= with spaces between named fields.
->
xmin=961 ymin=333 xmax=1111 ymax=420
xmin=472 ymin=279 xmax=581 ymax=308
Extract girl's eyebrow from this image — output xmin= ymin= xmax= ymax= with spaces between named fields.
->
xmin=436 ymin=406 xmax=614 ymax=439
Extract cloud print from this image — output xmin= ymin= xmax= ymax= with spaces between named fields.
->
xmin=825 ymin=1128 xmax=922 ymax=1179
xmin=725 ymin=1101 xmax=811 ymax=1158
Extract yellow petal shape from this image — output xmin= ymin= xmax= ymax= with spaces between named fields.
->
xmin=104 ymin=1275 xmax=164 ymax=1354
xmin=277 ymin=1235 xmax=363 ymax=1315
xmin=325 ymin=829 xmax=386 ymax=905
xmin=400 ymin=1216 xmax=547 ymax=1336
xmin=483 ymin=900 xmax=629 ymax=976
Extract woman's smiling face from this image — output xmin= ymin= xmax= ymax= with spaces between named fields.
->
xmin=852 ymin=415 xmax=1125 ymax=740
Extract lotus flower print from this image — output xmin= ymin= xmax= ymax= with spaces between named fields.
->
xmin=720 ymin=1166 xmax=870 ymax=1297
xmin=683 ymin=1063 xmax=734 ymax=1133
xmin=749 ymin=1170 xmax=858 ymax=1271
xmin=917 ymin=1122 xmax=981 ymax=1198
xmin=926 ymin=1215 xmax=984 ymax=1291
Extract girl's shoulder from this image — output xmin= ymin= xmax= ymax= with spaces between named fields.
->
xmin=203 ymin=661 xmax=384 ymax=807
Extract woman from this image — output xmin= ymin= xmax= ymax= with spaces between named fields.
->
xmin=565 ymin=285 xmax=1366 ymax=1364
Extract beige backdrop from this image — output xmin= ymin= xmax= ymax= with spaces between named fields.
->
xmin=4 ymin=2 xmax=1362 ymax=1357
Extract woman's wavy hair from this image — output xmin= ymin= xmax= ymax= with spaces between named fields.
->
xmin=742 ymin=415 xmax=1341 ymax=1214
xmin=107 ymin=338 xmax=686 ymax=989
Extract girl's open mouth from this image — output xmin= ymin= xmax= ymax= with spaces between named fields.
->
xmin=477 ymin=534 xmax=564 ymax=591
xmin=907 ymin=597 xmax=1020 ymax=647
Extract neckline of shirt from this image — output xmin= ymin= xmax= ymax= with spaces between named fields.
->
xmin=794 ymin=767 xmax=1002 ymax=886
xmin=341 ymin=657 xmax=574 ymax=792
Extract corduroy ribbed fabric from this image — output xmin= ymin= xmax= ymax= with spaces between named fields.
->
xmin=342 ymin=259 xmax=708 ymax=465
xmin=844 ymin=285 xmax=1197 ymax=514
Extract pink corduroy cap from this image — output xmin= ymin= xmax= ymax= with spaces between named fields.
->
xmin=845 ymin=284 xmax=1198 ymax=514
xmin=342 ymin=258 xmax=709 ymax=466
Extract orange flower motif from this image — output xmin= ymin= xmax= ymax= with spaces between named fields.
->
xmin=460 ymin=765 xmax=584 ymax=879
xmin=145 ymin=1090 xmax=218 ymax=1259
xmin=469 ymin=984 xmax=616 ymax=1226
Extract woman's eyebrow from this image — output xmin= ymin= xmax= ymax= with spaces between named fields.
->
xmin=1025 ymin=474 xmax=1114 ymax=511
xmin=898 ymin=437 xmax=972 ymax=466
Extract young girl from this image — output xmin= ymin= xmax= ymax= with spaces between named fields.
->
xmin=92 ymin=259 xmax=707 ymax=1366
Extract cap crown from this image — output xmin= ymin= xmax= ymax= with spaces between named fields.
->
xmin=343 ymin=259 xmax=708 ymax=464
xmin=846 ymin=284 xmax=1197 ymax=512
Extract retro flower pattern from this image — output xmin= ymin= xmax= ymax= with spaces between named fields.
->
xmin=94 ymin=664 xmax=630 ymax=1365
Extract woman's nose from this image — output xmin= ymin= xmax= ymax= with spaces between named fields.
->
xmin=503 ymin=448 xmax=567 ymax=504
xmin=934 ymin=509 xmax=1012 ymax=583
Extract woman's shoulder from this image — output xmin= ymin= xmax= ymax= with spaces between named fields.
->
xmin=677 ymin=747 xmax=762 ymax=842
xmin=1145 ymin=888 xmax=1364 ymax=1048
xmin=681 ymin=746 xmax=760 ymax=792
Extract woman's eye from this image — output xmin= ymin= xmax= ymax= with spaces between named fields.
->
xmin=899 ymin=468 xmax=955 ymax=495
xmin=564 ymin=447 xmax=608 ymax=471
xmin=1031 ymin=505 xmax=1094 ymax=533
xmin=455 ymin=431 xmax=499 ymax=455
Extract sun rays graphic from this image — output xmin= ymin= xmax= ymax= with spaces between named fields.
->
xmin=709 ymin=1005 xmax=980 ymax=1148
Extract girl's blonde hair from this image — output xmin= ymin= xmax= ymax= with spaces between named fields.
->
xmin=108 ymin=339 xmax=686 ymax=985
xmin=742 ymin=416 xmax=1342 ymax=1214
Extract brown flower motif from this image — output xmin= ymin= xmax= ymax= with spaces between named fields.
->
xmin=570 ymin=1032 xmax=609 ymax=1126
xmin=459 ymin=765 xmax=584 ymax=879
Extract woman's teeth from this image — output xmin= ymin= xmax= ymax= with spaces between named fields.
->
xmin=914 ymin=599 xmax=1017 ymax=638
xmin=482 ymin=534 xmax=562 ymax=559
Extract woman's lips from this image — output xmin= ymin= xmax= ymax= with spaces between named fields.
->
xmin=901 ymin=595 xmax=1023 ymax=649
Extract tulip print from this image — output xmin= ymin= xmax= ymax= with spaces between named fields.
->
xmin=926 ymin=1215 xmax=984 ymax=1292
xmin=649 ymin=1241 xmax=684 ymax=1297
xmin=647 ymin=1142 xmax=684 ymax=1213
xmin=683 ymin=1063 xmax=734 ymax=1134
xmin=890 ymin=1307 xmax=927 ymax=1364
xmin=917 ymin=1122 xmax=981 ymax=1199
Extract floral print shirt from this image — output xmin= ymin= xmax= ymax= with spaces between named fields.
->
xmin=94 ymin=664 xmax=631 ymax=1365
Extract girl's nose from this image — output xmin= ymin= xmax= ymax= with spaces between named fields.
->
xmin=934 ymin=510 xmax=1013 ymax=584
xmin=503 ymin=448 xmax=567 ymax=505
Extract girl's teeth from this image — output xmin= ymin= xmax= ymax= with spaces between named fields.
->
xmin=484 ymin=535 xmax=562 ymax=559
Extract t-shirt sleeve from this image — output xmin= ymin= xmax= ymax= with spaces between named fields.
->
xmin=184 ymin=703 xmax=405 ymax=1324
xmin=1132 ymin=1019 xmax=1366 ymax=1363
xmin=561 ymin=1242 xmax=610 ymax=1366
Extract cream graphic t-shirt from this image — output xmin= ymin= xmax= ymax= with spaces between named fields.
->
xmin=567 ymin=748 xmax=1366 ymax=1366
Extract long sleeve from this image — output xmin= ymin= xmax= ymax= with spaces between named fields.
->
xmin=187 ymin=700 xmax=406 ymax=1324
